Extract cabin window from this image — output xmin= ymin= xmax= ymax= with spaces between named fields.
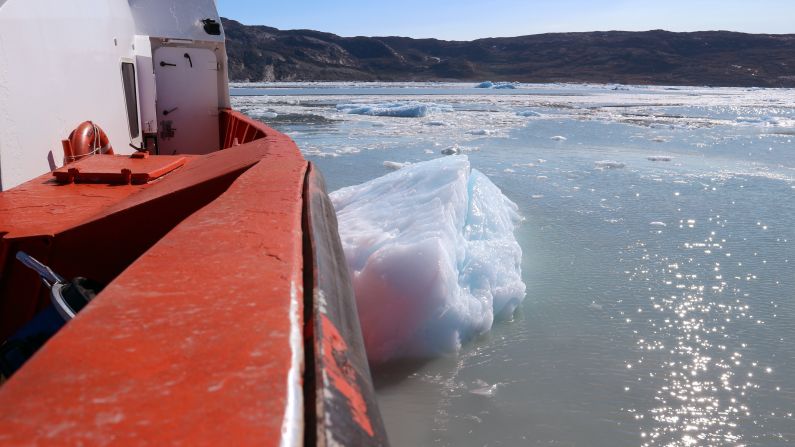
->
xmin=121 ymin=62 xmax=140 ymax=139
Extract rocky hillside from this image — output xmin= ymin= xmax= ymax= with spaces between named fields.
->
xmin=222 ymin=18 xmax=795 ymax=87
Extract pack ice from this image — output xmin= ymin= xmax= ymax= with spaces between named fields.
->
xmin=330 ymin=156 xmax=526 ymax=364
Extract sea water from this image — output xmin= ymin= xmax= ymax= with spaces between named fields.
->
xmin=232 ymin=83 xmax=795 ymax=447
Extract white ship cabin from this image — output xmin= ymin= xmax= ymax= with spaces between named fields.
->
xmin=0 ymin=0 xmax=232 ymax=190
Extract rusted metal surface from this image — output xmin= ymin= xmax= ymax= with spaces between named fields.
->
xmin=0 ymin=127 xmax=309 ymax=445
xmin=52 ymin=154 xmax=187 ymax=184
xmin=304 ymin=165 xmax=390 ymax=447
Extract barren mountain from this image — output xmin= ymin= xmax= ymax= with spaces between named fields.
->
xmin=222 ymin=18 xmax=795 ymax=87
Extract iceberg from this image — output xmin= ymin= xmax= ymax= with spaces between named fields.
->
xmin=330 ymin=156 xmax=526 ymax=364
xmin=336 ymin=102 xmax=451 ymax=118
xmin=475 ymin=81 xmax=494 ymax=88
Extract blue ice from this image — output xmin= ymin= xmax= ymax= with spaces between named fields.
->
xmin=330 ymin=156 xmax=526 ymax=364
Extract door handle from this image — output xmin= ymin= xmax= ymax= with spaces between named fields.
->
xmin=163 ymin=107 xmax=179 ymax=116
xmin=159 ymin=61 xmax=176 ymax=67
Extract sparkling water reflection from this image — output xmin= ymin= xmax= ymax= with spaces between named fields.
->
xmin=234 ymin=83 xmax=795 ymax=446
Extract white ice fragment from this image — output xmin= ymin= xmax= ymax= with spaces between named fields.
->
xmin=550 ymin=135 xmax=567 ymax=141
xmin=650 ymin=221 xmax=667 ymax=227
xmin=331 ymin=156 xmax=526 ymax=364
xmin=595 ymin=160 xmax=626 ymax=169
xmin=647 ymin=155 xmax=673 ymax=162
xmin=469 ymin=380 xmax=500 ymax=397
xmin=336 ymin=147 xmax=361 ymax=155
xmin=651 ymin=136 xmax=670 ymax=143
xmin=493 ymin=83 xmax=517 ymax=90
xmin=337 ymin=102 xmax=451 ymax=118
xmin=383 ymin=160 xmax=412 ymax=170
xmin=441 ymin=145 xmax=478 ymax=155
xmin=468 ymin=129 xmax=494 ymax=136
xmin=475 ymin=81 xmax=516 ymax=89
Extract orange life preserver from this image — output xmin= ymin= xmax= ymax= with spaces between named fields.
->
xmin=62 ymin=121 xmax=114 ymax=164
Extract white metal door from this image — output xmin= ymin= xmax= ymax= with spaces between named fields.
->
xmin=153 ymin=47 xmax=219 ymax=154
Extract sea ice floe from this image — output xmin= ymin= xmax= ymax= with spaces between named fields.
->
xmin=383 ymin=160 xmax=412 ymax=170
xmin=550 ymin=136 xmax=567 ymax=141
xmin=595 ymin=160 xmax=626 ymax=169
xmin=647 ymin=155 xmax=673 ymax=162
xmin=475 ymin=81 xmax=517 ymax=89
xmin=330 ymin=156 xmax=526 ymax=364
xmin=336 ymin=147 xmax=361 ymax=155
xmin=441 ymin=144 xmax=478 ymax=155
xmin=516 ymin=110 xmax=542 ymax=117
xmin=493 ymin=83 xmax=517 ymax=90
xmin=336 ymin=102 xmax=451 ymax=118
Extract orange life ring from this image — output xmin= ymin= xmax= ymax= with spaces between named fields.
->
xmin=62 ymin=121 xmax=114 ymax=164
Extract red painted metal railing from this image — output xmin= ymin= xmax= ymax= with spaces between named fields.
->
xmin=219 ymin=108 xmax=268 ymax=149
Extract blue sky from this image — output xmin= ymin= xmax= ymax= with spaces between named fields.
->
xmin=217 ymin=0 xmax=795 ymax=40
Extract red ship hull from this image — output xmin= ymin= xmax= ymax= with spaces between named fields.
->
xmin=0 ymin=111 xmax=388 ymax=446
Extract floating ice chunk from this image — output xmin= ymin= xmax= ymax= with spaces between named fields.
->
xmin=331 ymin=156 xmax=526 ymax=364
xmin=651 ymin=136 xmax=670 ymax=143
xmin=337 ymin=102 xmax=451 ymax=118
xmin=550 ymin=136 xmax=567 ymax=141
xmin=595 ymin=160 xmax=626 ymax=169
xmin=493 ymin=83 xmax=517 ymax=90
xmin=336 ymin=147 xmax=361 ymax=155
xmin=475 ymin=81 xmax=516 ymax=89
xmin=647 ymin=155 xmax=673 ymax=162
xmin=469 ymin=379 xmax=500 ymax=397
xmin=259 ymin=111 xmax=278 ymax=119
xmin=383 ymin=160 xmax=412 ymax=170
xmin=441 ymin=144 xmax=478 ymax=155
xmin=468 ymin=129 xmax=494 ymax=136
xmin=517 ymin=110 xmax=541 ymax=117
xmin=650 ymin=221 xmax=667 ymax=227
xmin=426 ymin=120 xmax=449 ymax=126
